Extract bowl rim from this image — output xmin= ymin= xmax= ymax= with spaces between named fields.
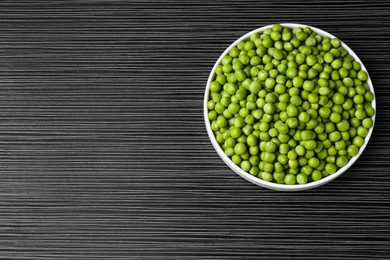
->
xmin=204 ymin=23 xmax=376 ymax=191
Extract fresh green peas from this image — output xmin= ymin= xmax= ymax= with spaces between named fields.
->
xmin=208 ymin=24 xmax=375 ymax=185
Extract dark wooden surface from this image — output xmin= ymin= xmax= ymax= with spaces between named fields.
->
xmin=1 ymin=0 xmax=390 ymax=259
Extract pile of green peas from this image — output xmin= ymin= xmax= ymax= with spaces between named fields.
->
xmin=207 ymin=24 xmax=375 ymax=185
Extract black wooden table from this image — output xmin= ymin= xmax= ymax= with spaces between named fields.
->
xmin=1 ymin=1 xmax=390 ymax=259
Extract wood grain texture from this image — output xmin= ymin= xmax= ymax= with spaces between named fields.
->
xmin=0 ymin=0 xmax=390 ymax=259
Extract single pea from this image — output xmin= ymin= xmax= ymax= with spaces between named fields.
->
xmin=232 ymin=154 xmax=242 ymax=165
xmin=350 ymin=117 xmax=360 ymax=128
xmin=330 ymin=112 xmax=341 ymax=123
xmin=341 ymin=131 xmax=350 ymax=141
xmin=308 ymin=157 xmax=320 ymax=168
xmin=220 ymin=96 xmax=231 ymax=107
xmin=286 ymin=67 xmax=298 ymax=79
xmin=274 ymin=172 xmax=285 ymax=182
xmin=319 ymin=107 xmax=331 ymax=119
xmin=247 ymin=134 xmax=258 ymax=147
xmin=332 ymin=92 xmax=345 ymax=105
xmin=335 ymin=140 xmax=346 ymax=150
xmin=265 ymin=93 xmax=277 ymax=103
xmin=355 ymin=109 xmax=366 ymax=120
xmin=296 ymin=173 xmax=308 ymax=184
xmin=319 ymin=87 xmax=331 ymax=96
xmin=312 ymin=170 xmax=322 ymax=181
xmin=262 ymin=141 xmax=276 ymax=153
xmin=290 ymin=96 xmax=302 ymax=106
xmin=336 ymin=156 xmax=348 ymax=167
xmin=364 ymin=91 xmax=374 ymax=102
xmin=252 ymin=109 xmax=264 ymax=120
xmin=225 ymin=136 xmax=236 ymax=147
xmin=260 ymin=171 xmax=272 ymax=182
xmin=249 ymin=80 xmax=261 ymax=94
xmin=263 ymin=103 xmax=276 ymax=114
xmin=325 ymin=122 xmax=336 ymax=134
xmin=347 ymin=144 xmax=359 ymax=156
xmin=299 ymin=112 xmax=310 ymax=123
xmin=353 ymin=136 xmax=364 ymax=147
xmin=295 ymin=145 xmax=306 ymax=156
xmin=357 ymin=70 xmax=368 ymax=81
xmin=244 ymin=41 xmax=255 ymax=51
xmin=304 ymin=140 xmax=317 ymax=150
xmin=234 ymin=143 xmax=247 ymax=155
xmin=239 ymin=107 xmax=249 ymax=118
xmin=230 ymin=127 xmax=242 ymax=139
xmin=242 ymin=124 xmax=253 ymax=136
xmin=269 ymin=128 xmax=279 ymax=138
xmin=285 ymin=118 xmax=298 ymax=129
xmin=216 ymin=115 xmax=228 ymax=128
xmin=240 ymin=160 xmax=251 ymax=172
xmin=265 ymin=78 xmax=276 ymax=89
xmin=287 ymin=104 xmax=298 ymax=117
xmin=207 ymin=99 xmax=216 ymax=110
xmin=329 ymin=131 xmax=341 ymax=142
xmin=325 ymin=163 xmax=337 ymax=174
xmin=249 ymin=146 xmax=259 ymax=156
xmin=331 ymin=59 xmax=342 ymax=70
xmin=365 ymin=106 xmax=375 ymax=117
xmin=237 ymin=135 xmax=247 ymax=144
xmin=306 ymin=55 xmax=317 ymax=66
xmin=362 ymin=118 xmax=373 ymax=128
xmin=336 ymin=120 xmax=350 ymax=132
xmin=284 ymin=174 xmax=296 ymax=185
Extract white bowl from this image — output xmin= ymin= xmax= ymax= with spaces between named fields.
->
xmin=204 ymin=23 xmax=376 ymax=191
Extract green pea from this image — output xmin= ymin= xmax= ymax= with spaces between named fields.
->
xmin=357 ymin=70 xmax=368 ymax=81
xmin=233 ymin=143 xmax=246 ymax=155
xmin=362 ymin=118 xmax=373 ymax=128
xmin=209 ymin=24 xmax=375 ymax=186
xmin=296 ymin=173 xmax=308 ymax=184
xmin=284 ymin=174 xmax=296 ymax=185
xmin=325 ymin=163 xmax=337 ymax=174
xmin=353 ymin=136 xmax=364 ymax=148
